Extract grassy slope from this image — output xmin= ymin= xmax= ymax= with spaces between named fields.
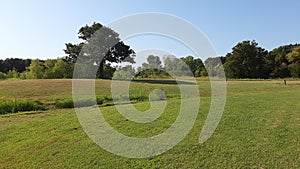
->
xmin=0 ymin=79 xmax=299 ymax=168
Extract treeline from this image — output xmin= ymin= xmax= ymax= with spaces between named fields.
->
xmin=0 ymin=59 xmax=73 ymax=79
xmin=0 ymin=40 xmax=299 ymax=80
xmin=0 ymin=58 xmax=116 ymax=80
xmin=82 ymin=39 xmax=300 ymax=80
xmin=223 ymin=40 xmax=300 ymax=78
xmin=114 ymin=55 xmax=207 ymax=80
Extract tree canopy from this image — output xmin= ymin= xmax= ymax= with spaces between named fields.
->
xmin=224 ymin=40 xmax=269 ymax=78
xmin=64 ymin=22 xmax=135 ymax=78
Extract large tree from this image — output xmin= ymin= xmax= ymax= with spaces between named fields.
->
xmin=224 ymin=40 xmax=269 ymax=78
xmin=267 ymin=44 xmax=296 ymax=78
xmin=287 ymin=46 xmax=300 ymax=77
xmin=64 ymin=22 xmax=135 ymax=79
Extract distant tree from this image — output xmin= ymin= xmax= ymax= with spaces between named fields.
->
xmin=146 ymin=55 xmax=162 ymax=70
xmin=224 ymin=40 xmax=269 ymax=78
xmin=26 ymin=59 xmax=45 ymax=79
xmin=0 ymin=72 xmax=6 ymax=79
xmin=52 ymin=59 xmax=74 ymax=78
xmin=101 ymin=64 xmax=116 ymax=79
xmin=64 ymin=22 xmax=135 ymax=79
xmin=287 ymin=46 xmax=300 ymax=77
xmin=113 ymin=65 xmax=135 ymax=80
xmin=194 ymin=58 xmax=207 ymax=77
xmin=267 ymin=44 xmax=297 ymax=78
xmin=180 ymin=56 xmax=196 ymax=75
xmin=139 ymin=55 xmax=163 ymax=77
xmin=163 ymin=55 xmax=193 ymax=76
xmin=181 ymin=56 xmax=206 ymax=77
xmin=6 ymin=68 xmax=19 ymax=78
xmin=204 ymin=57 xmax=224 ymax=77
xmin=0 ymin=58 xmax=31 ymax=73
xmin=43 ymin=59 xmax=57 ymax=79
xmin=19 ymin=72 xmax=27 ymax=80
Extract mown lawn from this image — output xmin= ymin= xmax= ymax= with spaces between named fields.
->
xmin=0 ymin=79 xmax=299 ymax=168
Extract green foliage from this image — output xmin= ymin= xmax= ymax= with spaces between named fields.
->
xmin=0 ymin=72 xmax=6 ymax=79
xmin=204 ymin=57 xmax=224 ymax=77
xmin=136 ymin=55 xmax=164 ymax=78
xmin=64 ymin=22 xmax=135 ymax=79
xmin=52 ymin=59 xmax=74 ymax=78
xmin=286 ymin=46 xmax=300 ymax=64
xmin=96 ymin=95 xmax=113 ymax=104
xmin=286 ymin=46 xmax=300 ymax=78
xmin=101 ymin=64 xmax=116 ymax=79
xmin=0 ymin=100 xmax=43 ymax=114
xmin=224 ymin=40 xmax=269 ymax=78
xmin=19 ymin=71 xmax=29 ymax=80
xmin=113 ymin=65 xmax=135 ymax=80
xmin=0 ymin=58 xmax=31 ymax=73
xmin=26 ymin=59 xmax=45 ymax=79
xmin=267 ymin=44 xmax=296 ymax=78
xmin=54 ymin=99 xmax=74 ymax=109
xmin=6 ymin=68 xmax=19 ymax=78
xmin=43 ymin=59 xmax=58 ymax=79
xmin=180 ymin=56 xmax=206 ymax=77
xmin=55 ymin=97 xmax=107 ymax=109
xmin=145 ymin=55 xmax=162 ymax=70
xmin=288 ymin=63 xmax=300 ymax=78
xmin=163 ymin=55 xmax=193 ymax=77
xmin=149 ymin=89 xmax=166 ymax=101
xmin=55 ymin=99 xmax=98 ymax=109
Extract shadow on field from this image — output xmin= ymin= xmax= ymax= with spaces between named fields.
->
xmin=132 ymin=79 xmax=196 ymax=85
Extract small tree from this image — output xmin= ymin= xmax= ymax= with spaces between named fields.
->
xmin=113 ymin=65 xmax=135 ymax=80
xmin=52 ymin=59 xmax=74 ymax=78
xmin=26 ymin=59 xmax=45 ymax=79
xmin=181 ymin=56 xmax=206 ymax=77
xmin=6 ymin=68 xmax=19 ymax=78
xmin=164 ymin=55 xmax=192 ymax=76
xmin=0 ymin=72 xmax=6 ymax=80
xmin=43 ymin=59 xmax=57 ymax=79
xmin=141 ymin=55 xmax=162 ymax=77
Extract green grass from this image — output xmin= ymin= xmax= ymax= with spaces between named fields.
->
xmin=0 ymin=79 xmax=299 ymax=168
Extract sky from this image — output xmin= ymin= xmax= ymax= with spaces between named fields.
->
xmin=0 ymin=0 xmax=299 ymax=60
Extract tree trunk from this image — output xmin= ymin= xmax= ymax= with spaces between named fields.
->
xmin=99 ymin=61 xmax=104 ymax=79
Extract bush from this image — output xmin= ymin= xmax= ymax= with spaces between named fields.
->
xmin=289 ymin=63 xmax=300 ymax=78
xmin=6 ymin=69 xmax=19 ymax=78
xmin=0 ymin=72 xmax=6 ymax=80
xmin=149 ymin=89 xmax=166 ymax=101
xmin=55 ymin=99 xmax=74 ymax=109
xmin=96 ymin=95 xmax=112 ymax=104
xmin=55 ymin=98 xmax=103 ymax=109
xmin=0 ymin=100 xmax=43 ymax=114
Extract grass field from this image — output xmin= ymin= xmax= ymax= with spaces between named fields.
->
xmin=0 ymin=79 xmax=299 ymax=168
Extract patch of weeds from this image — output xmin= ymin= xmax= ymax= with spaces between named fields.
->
xmin=55 ymin=99 xmax=100 ymax=109
xmin=0 ymin=100 xmax=44 ymax=114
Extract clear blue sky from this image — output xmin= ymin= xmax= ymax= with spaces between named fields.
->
xmin=1 ymin=0 xmax=299 ymax=60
